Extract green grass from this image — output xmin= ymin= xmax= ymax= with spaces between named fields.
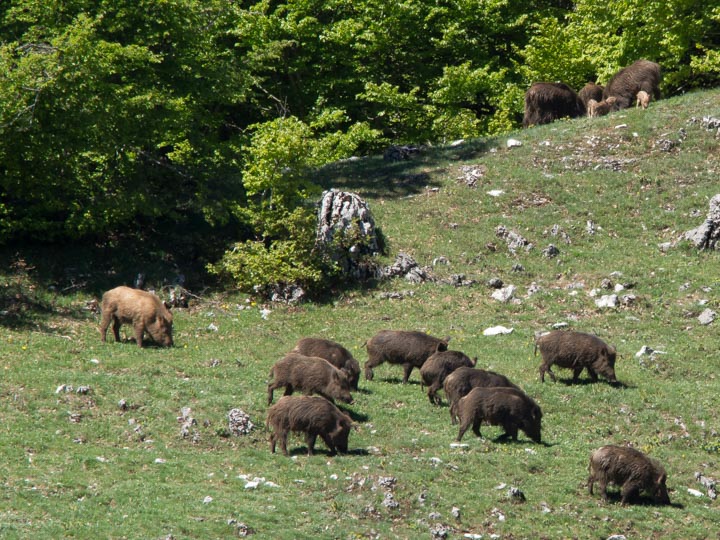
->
xmin=2 ymin=88 xmax=720 ymax=539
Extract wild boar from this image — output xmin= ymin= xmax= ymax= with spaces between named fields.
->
xmin=99 ymin=286 xmax=173 ymax=348
xmin=364 ymin=330 xmax=449 ymax=383
xmin=292 ymin=337 xmax=361 ymax=390
xmin=578 ymin=82 xmax=604 ymax=109
xmin=588 ymin=445 xmax=671 ymax=505
xmin=443 ymin=367 xmax=521 ymax=424
xmin=267 ymin=353 xmax=353 ymax=405
xmin=267 ymin=395 xmax=353 ymax=456
xmin=602 ymin=59 xmax=661 ymax=110
xmin=534 ymin=330 xmax=618 ymax=384
xmin=456 ymin=386 xmax=542 ymax=443
xmin=420 ymin=350 xmax=477 ymax=406
xmin=587 ymin=96 xmax=618 ymax=118
xmin=522 ymin=82 xmax=585 ymax=128
xmin=636 ymin=90 xmax=651 ymax=109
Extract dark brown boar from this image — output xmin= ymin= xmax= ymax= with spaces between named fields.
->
xmin=99 ymin=286 xmax=173 ymax=348
xmin=535 ymin=330 xmax=617 ymax=383
xmin=456 ymin=387 xmax=542 ymax=443
xmin=268 ymin=353 xmax=353 ymax=405
xmin=588 ymin=445 xmax=671 ymax=505
xmin=364 ymin=330 xmax=449 ymax=383
xmin=578 ymin=82 xmax=604 ymax=108
xmin=522 ymin=82 xmax=585 ymax=128
xmin=443 ymin=367 xmax=522 ymax=424
xmin=420 ymin=350 xmax=477 ymax=406
xmin=267 ymin=395 xmax=353 ymax=456
xmin=602 ymin=59 xmax=661 ymax=110
xmin=292 ymin=337 xmax=361 ymax=390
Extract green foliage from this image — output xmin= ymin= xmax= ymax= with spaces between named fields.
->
xmin=210 ymin=114 xmax=379 ymax=293
xmin=208 ymin=207 xmax=325 ymax=293
xmin=0 ymin=0 xmax=718 ymax=288
xmin=519 ymin=0 xmax=720 ymax=91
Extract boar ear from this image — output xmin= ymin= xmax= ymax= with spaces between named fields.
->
xmin=163 ymin=301 xmax=172 ymax=310
xmin=471 ymin=357 xmax=478 ymax=366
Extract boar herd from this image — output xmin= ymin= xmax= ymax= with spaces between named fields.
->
xmin=97 ymin=286 xmax=672 ymax=505
xmin=523 ymin=59 xmax=662 ymax=127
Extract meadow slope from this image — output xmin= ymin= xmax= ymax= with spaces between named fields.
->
xmin=1 ymin=88 xmax=719 ymax=539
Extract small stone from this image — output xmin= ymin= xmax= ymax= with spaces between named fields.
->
xmin=506 ymin=138 xmax=522 ymax=148
xmin=486 ymin=277 xmax=504 ymax=289
xmin=698 ymin=308 xmax=716 ymax=325
xmin=595 ymin=294 xmax=618 ymax=308
xmin=491 ymin=285 xmax=516 ymax=303
xmin=483 ymin=325 xmax=514 ymax=336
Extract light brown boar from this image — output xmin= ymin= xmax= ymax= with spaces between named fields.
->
xmin=99 ymin=286 xmax=173 ymax=348
xmin=292 ymin=337 xmax=361 ymax=390
xmin=267 ymin=395 xmax=354 ymax=456
xmin=588 ymin=445 xmax=671 ymax=505
xmin=636 ymin=90 xmax=651 ymax=109
xmin=456 ymin=386 xmax=542 ymax=443
xmin=587 ymin=96 xmax=618 ymax=117
xmin=364 ymin=330 xmax=450 ymax=383
xmin=267 ymin=353 xmax=354 ymax=405
xmin=443 ymin=367 xmax=521 ymax=424
xmin=534 ymin=330 xmax=618 ymax=384
xmin=419 ymin=350 xmax=477 ymax=406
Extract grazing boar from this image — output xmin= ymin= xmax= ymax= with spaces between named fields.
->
xmin=268 ymin=353 xmax=353 ymax=405
xmin=578 ymin=82 xmax=604 ymax=109
xmin=588 ymin=445 xmax=671 ymax=505
xmin=420 ymin=350 xmax=477 ymax=405
xmin=522 ymin=82 xmax=585 ymax=128
xmin=636 ymin=90 xmax=651 ymax=109
xmin=292 ymin=337 xmax=361 ymax=390
xmin=267 ymin=395 xmax=353 ymax=456
xmin=587 ymin=96 xmax=618 ymax=117
xmin=604 ymin=59 xmax=661 ymax=109
xmin=100 ymin=286 xmax=173 ymax=348
xmin=456 ymin=387 xmax=542 ymax=443
xmin=534 ymin=330 xmax=618 ymax=384
xmin=443 ymin=367 xmax=521 ymax=424
xmin=364 ymin=330 xmax=450 ymax=383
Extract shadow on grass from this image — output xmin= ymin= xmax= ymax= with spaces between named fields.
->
xmin=286 ymin=446 xmax=370 ymax=457
xmin=339 ymin=406 xmax=370 ymax=423
xmin=314 ymin=138 xmax=496 ymax=200
xmin=597 ymin=490 xmax=684 ymax=508
xmin=556 ymin=377 xmax=633 ymax=389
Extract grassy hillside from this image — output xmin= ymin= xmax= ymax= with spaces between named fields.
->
xmin=1 ymin=88 xmax=719 ymax=539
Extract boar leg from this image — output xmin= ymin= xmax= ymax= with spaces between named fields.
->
xmin=588 ymin=474 xmax=596 ymax=495
xmin=278 ymin=431 xmax=289 ymax=456
xmin=267 ymin=382 xmax=282 ymax=405
xmin=471 ymin=418 xmax=483 ymax=438
xmin=456 ymin=418 xmax=473 ymax=441
xmin=401 ymin=363 xmax=413 ymax=384
xmin=620 ymin=482 xmax=640 ymax=505
xmin=585 ymin=367 xmax=599 ymax=381
xmin=364 ymin=354 xmax=384 ymax=380
xmin=270 ymin=432 xmax=277 ymax=454
xmin=319 ymin=433 xmax=338 ymax=456
xmin=133 ymin=324 xmax=145 ymax=348
xmin=99 ymin=314 xmax=112 ymax=342
xmin=112 ymin=318 xmax=122 ymax=342
xmin=428 ymin=383 xmax=442 ymax=406
xmin=449 ymin=402 xmax=459 ymax=425
xmin=305 ymin=433 xmax=318 ymax=455
xmin=572 ymin=367 xmax=583 ymax=382
xmin=539 ymin=363 xmax=556 ymax=382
